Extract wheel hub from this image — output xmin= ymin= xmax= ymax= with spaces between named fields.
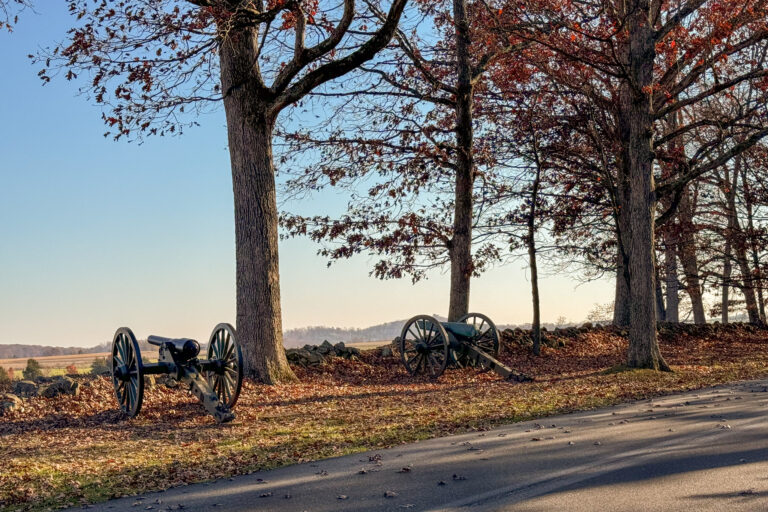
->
xmin=210 ymin=359 xmax=227 ymax=375
xmin=114 ymin=364 xmax=131 ymax=381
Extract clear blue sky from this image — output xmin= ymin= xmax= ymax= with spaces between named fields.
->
xmin=0 ymin=3 xmax=613 ymax=348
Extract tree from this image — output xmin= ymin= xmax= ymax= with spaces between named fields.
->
xmin=90 ymin=357 xmax=110 ymax=376
xmin=507 ymin=0 xmax=768 ymax=369
xmin=0 ymin=366 xmax=10 ymax=390
xmin=22 ymin=358 xmax=42 ymax=380
xmin=0 ymin=0 xmax=28 ymax=31
xmin=280 ymin=0 xmax=529 ymax=321
xmin=41 ymin=0 xmax=408 ymax=383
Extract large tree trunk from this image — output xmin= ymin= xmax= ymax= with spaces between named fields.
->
xmin=677 ymin=187 xmax=707 ymax=324
xmin=624 ymin=0 xmax=670 ymax=371
xmin=447 ymin=0 xmax=474 ymax=321
xmin=220 ymin=30 xmax=297 ymax=384
xmin=662 ymin=227 xmax=680 ymax=322
xmin=613 ymin=253 xmax=631 ymax=327
xmin=613 ymin=133 xmax=632 ymax=328
xmin=722 ymin=234 xmax=732 ymax=323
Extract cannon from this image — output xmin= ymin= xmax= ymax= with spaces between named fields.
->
xmin=110 ymin=323 xmax=243 ymax=422
xmin=399 ymin=313 xmax=516 ymax=380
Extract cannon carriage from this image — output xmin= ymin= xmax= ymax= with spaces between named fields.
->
xmin=399 ymin=312 xmax=517 ymax=380
xmin=110 ymin=323 xmax=243 ymax=422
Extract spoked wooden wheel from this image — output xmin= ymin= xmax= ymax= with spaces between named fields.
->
xmin=459 ymin=313 xmax=500 ymax=368
xmin=111 ymin=327 xmax=145 ymax=417
xmin=205 ymin=323 xmax=244 ymax=409
xmin=399 ymin=315 xmax=450 ymax=379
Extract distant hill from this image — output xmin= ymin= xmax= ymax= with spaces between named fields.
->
xmin=281 ymin=316 xmax=574 ymax=347
xmin=0 ymin=343 xmax=108 ymax=359
xmin=2 ymin=317 xmax=582 ymax=357
xmin=282 ymin=316 xmax=447 ymax=347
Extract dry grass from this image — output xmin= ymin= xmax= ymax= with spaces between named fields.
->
xmin=2 ymin=325 xmax=768 ymax=511
xmin=0 ymin=353 xmax=110 ymax=372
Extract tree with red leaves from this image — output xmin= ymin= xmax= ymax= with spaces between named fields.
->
xmin=505 ymin=0 xmax=768 ymax=369
xmin=39 ymin=0 xmax=408 ymax=383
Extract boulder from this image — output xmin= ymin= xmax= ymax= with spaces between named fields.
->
xmin=0 ymin=393 xmax=21 ymax=416
xmin=144 ymin=375 xmax=156 ymax=389
xmin=317 ymin=340 xmax=334 ymax=355
xmin=40 ymin=376 xmax=79 ymax=398
xmin=285 ymin=348 xmax=325 ymax=367
xmin=305 ymin=351 xmax=324 ymax=365
xmin=13 ymin=380 xmax=38 ymax=398
xmin=380 ymin=346 xmax=393 ymax=358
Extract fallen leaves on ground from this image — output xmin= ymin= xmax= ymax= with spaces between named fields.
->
xmin=2 ymin=324 xmax=768 ymax=511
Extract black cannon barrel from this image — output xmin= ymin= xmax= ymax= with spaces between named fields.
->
xmin=147 ymin=335 xmax=200 ymax=362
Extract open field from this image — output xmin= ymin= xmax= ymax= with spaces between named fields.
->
xmin=0 ymin=352 xmax=110 ymax=372
xmin=2 ymin=324 xmax=768 ymax=511
xmin=339 ymin=340 xmax=389 ymax=350
xmin=0 ymin=342 xmax=387 ymax=374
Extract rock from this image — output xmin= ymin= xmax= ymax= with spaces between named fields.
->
xmin=40 ymin=376 xmax=79 ymax=398
xmin=380 ymin=346 xmax=393 ymax=358
xmin=0 ymin=393 xmax=22 ymax=416
xmin=304 ymin=351 xmax=324 ymax=365
xmin=158 ymin=375 xmax=179 ymax=388
xmin=287 ymin=341 xmax=362 ymax=366
xmin=317 ymin=340 xmax=334 ymax=355
xmin=144 ymin=375 xmax=156 ymax=389
xmin=13 ymin=380 xmax=38 ymax=398
xmin=581 ymin=322 xmax=593 ymax=330
xmin=285 ymin=348 xmax=325 ymax=367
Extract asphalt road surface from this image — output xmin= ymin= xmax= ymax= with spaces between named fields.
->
xmin=90 ymin=379 xmax=768 ymax=512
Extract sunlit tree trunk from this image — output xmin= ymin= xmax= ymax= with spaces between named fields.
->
xmin=726 ymin=162 xmax=761 ymax=324
xmin=662 ymin=227 xmax=680 ymax=323
xmin=623 ymin=0 xmax=669 ymax=370
xmin=447 ymin=0 xmax=474 ymax=321
xmin=677 ymin=187 xmax=706 ymax=324
xmin=220 ymin=27 xmax=297 ymax=384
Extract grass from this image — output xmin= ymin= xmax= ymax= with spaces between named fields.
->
xmin=0 ymin=353 xmax=111 ymax=373
xmin=2 ymin=324 xmax=768 ymax=511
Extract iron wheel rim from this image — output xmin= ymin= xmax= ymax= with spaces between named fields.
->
xmin=458 ymin=313 xmax=500 ymax=368
xmin=206 ymin=323 xmax=243 ymax=409
xmin=111 ymin=327 xmax=144 ymax=418
xmin=399 ymin=315 xmax=449 ymax=379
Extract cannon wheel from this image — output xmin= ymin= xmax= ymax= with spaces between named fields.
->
xmin=399 ymin=315 xmax=450 ymax=379
xmin=111 ymin=327 xmax=145 ymax=418
xmin=458 ymin=313 xmax=500 ymax=368
xmin=205 ymin=323 xmax=244 ymax=409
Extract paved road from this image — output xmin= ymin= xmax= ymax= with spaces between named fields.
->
xmin=91 ymin=379 xmax=768 ymax=512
